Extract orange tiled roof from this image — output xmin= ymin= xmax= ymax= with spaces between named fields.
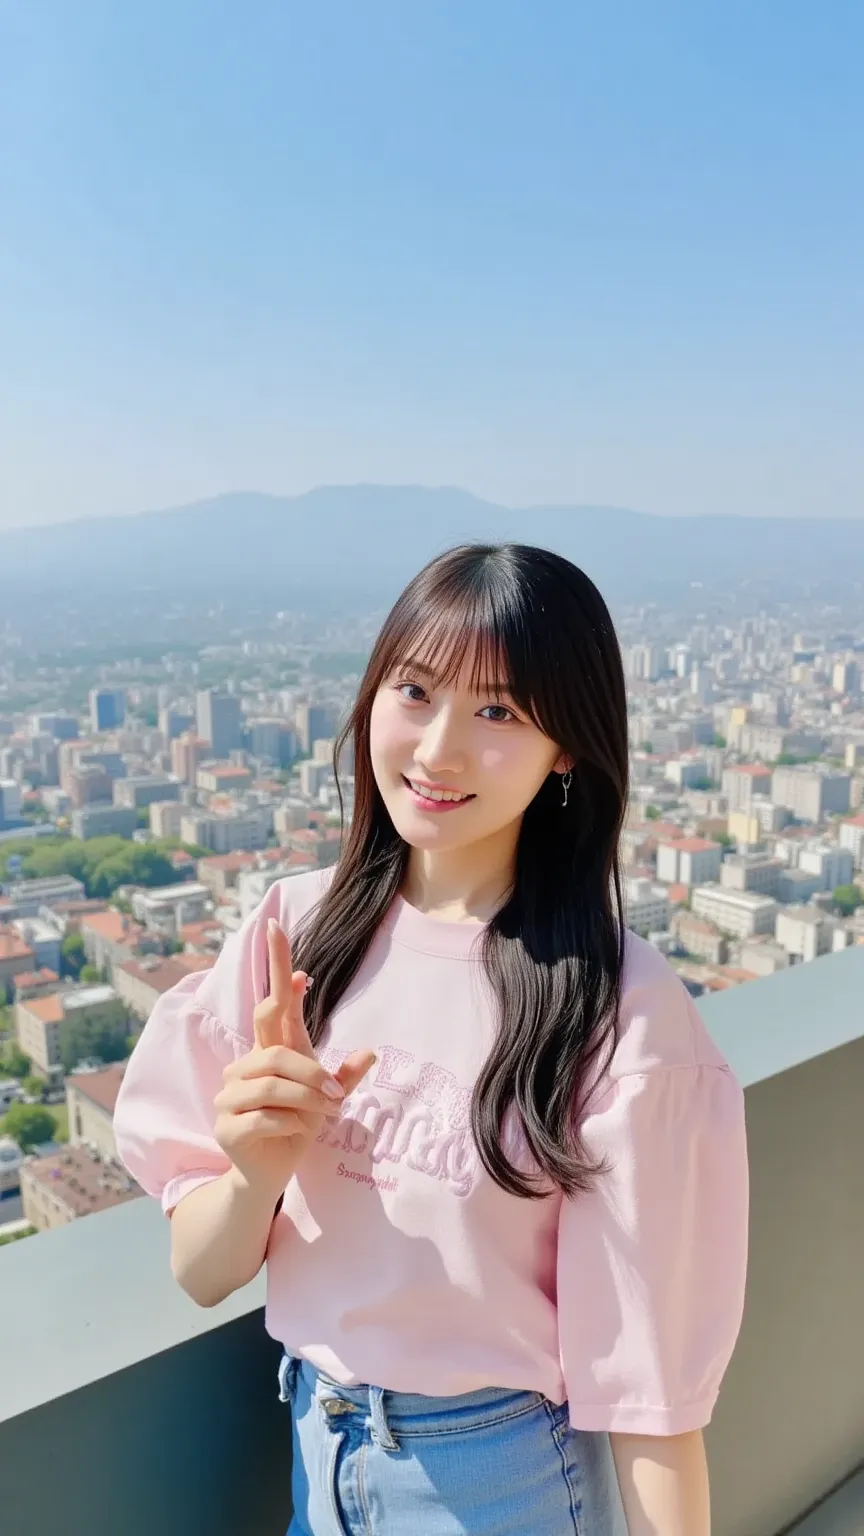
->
xmin=80 ymin=910 xmax=140 ymax=945
xmin=0 ymin=930 xmax=34 ymax=962
xmin=66 ymin=1061 xmax=127 ymax=1115
xmin=22 ymin=993 xmax=64 ymax=1024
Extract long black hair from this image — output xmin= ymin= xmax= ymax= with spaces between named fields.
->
xmin=295 ymin=543 xmax=629 ymax=1200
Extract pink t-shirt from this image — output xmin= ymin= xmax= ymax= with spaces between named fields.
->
xmin=114 ymin=868 xmax=749 ymax=1436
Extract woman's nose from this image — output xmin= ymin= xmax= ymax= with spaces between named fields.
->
xmin=416 ymin=709 xmax=467 ymax=776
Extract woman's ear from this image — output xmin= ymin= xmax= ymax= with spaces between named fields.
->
xmin=553 ymin=753 xmax=574 ymax=775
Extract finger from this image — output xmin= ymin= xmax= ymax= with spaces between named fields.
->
xmin=335 ymin=1049 xmax=378 ymax=1097
xmin=282 ymin=970 xmax=316 ymax=1058
xmin=253 ymin=995 xmax=286 ymax=1052
xmin=218 ymin=1076 xmax=343 ymax=1118
xmin=267 ymin=919 xmax=295 ymax=1005
xmin=228 ymin=1108 xmax=309 ymax=1141
xmin=227 ymin=1046 xmax=343 ymax=1095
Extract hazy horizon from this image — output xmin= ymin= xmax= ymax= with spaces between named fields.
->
xmin=4 ymin=482 xmax=864 ymax=538
xmin=2 ymin=4 xmax=862 ymax=529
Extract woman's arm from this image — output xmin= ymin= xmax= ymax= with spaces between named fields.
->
xmin=610 ymin=1429 xmax=711 ymax=1535
xmin=169 ymin=1167 xmax=285 ymax=1308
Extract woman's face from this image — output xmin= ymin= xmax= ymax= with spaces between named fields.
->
xmin=369 ymin=653 xmax=569 ymax=855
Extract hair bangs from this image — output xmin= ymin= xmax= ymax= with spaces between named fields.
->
xmin=379 ymin=566 xmax=544 ymax=726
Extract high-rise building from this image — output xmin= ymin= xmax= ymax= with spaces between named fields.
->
xmin=0 ymin=779 xmax=22 ymax=829
xmin=30 ymin=713 xmax=80 ymax=742
xmin=771 ymin=767 xmax=851 ymax=824
xmin=247 ymin=719 xmax=297 ymax=766
xmin=295 ymin=702 xmax=335 ymax=755
xmin=89 ymin=689 xmax=126 ymax=734
xmin=159 ymin=705 xmax=195 ymax=743
xmin=196 ymin=690 xmax=243 ymax=758
xmin=171 ymin=733 xmax=207 ymax=786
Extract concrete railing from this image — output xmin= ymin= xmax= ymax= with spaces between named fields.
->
xmin=1 ymin=946 xmax=863 ymax=1536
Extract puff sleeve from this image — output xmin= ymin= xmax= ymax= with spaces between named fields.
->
xmin=558 ymin=1012 xmax=749 ymax=1435
xmin=113 ymin=879 xmax=285 ymax=1214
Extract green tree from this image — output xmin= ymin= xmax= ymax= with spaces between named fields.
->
xmin=645 ymin=804 xmax=661 ymax=821
xmin=0 ymin=834 xmax=184 ymax=897
xmin=833 ymin=883 xmax=863 ymax=917
xmin=60 ymin=932 xmax=87 ymax=979
xmin=59 ymin=1011 xmax=129 ymax=1073
xmin=22 ymin=1075 xmax=45 ymax=1100
xmin=79 ymin=963 xmax=102 ymax=984
xmin=1 ymin=1042 xmax=31 ymax=1078
xmin=2 ymin=1102 xmax=57 ymax=1152
xmin=713 ymin=733 xmax=727 ymax=748
xmin=0 ymin=1226 xmax=36 ymax=1246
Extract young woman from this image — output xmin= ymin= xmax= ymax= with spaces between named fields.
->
xmin=114 ymin=543 xmax=749 ymax=1536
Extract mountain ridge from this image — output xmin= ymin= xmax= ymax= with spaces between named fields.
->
xmin=1 ymin=485 xmax=861 ymax=598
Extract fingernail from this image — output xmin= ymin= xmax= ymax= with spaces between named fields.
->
xmin=268 ymin=918 xmax=278 ymax=937
xmin=322 ymin=1078 xmax=345 ymax=1100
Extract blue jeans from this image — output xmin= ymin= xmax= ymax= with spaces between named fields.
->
xmin=278 ymin=1355 xmax=627 ymax=1535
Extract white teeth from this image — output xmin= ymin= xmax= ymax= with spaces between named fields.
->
xmin=408 ymin=780 xmax=469 ymax=803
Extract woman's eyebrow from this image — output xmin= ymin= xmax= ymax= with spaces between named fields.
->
xmin=397 ymin=654 xmax=514 ymax=697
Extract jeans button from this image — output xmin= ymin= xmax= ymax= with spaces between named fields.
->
xmin=322 ymin=1397 xmax=352 ymax=1415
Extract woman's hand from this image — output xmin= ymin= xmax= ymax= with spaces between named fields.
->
xmin=213 ymin=917 xmax=376 ymax=1203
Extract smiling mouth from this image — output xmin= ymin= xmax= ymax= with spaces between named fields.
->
xmin=403 ymin=776 xmax=475 ymax=805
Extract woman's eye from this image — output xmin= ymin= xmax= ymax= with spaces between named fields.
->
xmin=479 ymin=703 xmax=515 ymax=723
xmin=397 ymin=682 xmax=428 ymax=703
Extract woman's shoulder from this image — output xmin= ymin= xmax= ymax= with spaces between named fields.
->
xmin=273 ymin=864 xmax=335 ymax=932
xmin=607 ymin=931 xmax=733 ymax=1080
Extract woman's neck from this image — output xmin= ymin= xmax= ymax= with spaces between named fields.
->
xmin=401 ymin=828 xmax=518 ymax=924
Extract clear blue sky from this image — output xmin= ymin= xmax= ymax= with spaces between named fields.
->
xmin=1 ymin=0 xmax=861 ymax=527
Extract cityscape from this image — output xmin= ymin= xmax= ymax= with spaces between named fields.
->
xmin=0 ymin=540 xmax=862 ymax=1247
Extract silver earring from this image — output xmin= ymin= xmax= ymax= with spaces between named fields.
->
xmin=561 ymin=769 xmax=572 ymax=808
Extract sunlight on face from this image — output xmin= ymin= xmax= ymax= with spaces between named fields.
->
xmin=369 ymin=651 xmax=567 ymax=854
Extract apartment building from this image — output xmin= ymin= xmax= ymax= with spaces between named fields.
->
xmin=130 ymin=882 xmax=210 ymax=934
xmin=20 ymin=1145 xmax=140 ymax=1232
xmin=149 ymin=800 xmax=184 ymax=839
xmin=113 ymin=775 xmax=181 ymax=810
xmin=171 ymin=732 xmax=207 ymax=786
xmin=771 ymin=766 xmax=851 ymax=823
xmin=196 ymin=763 xmax=253 ymax=795
xmin=0 ymin=875 xmax=86 ymax=919
xmin=798 ymin=843 xmax=854 ymax=892
xmin=624 ymin=878 xmax=670 ymax=937
xmin=656 ymin=837 xmax=722 ymax=887
xmin=722 ymin=764 xmax=773 ymax=813
xmin=179 ymin=808 xmax=270 ymax=853
xmin=776 ymin=907 xmax=836 ymax=963
xmin=66 ymin=1063 xmax=127 ymax=1161
xmin=0 ymin=929 xmax=35 ymax=994
xmin=739 ymin=938 xmax=791 ymax=978
xmin=838 ymin=814 xmax=864 ymax=871
xmin=10 ymin=918 xmax=61 ymax=974
xmin=80 ymin=909 xmax=147 ymax=974
xmin=71 ymin=805 xmax=137 ymax=840
xmin=671 ymin=912 xmax=728 ymax=965
xmin=114 ymin=953 xmax=214 ymax=1021
xmin=691 ymin=884 xmax=778 ymax=938
xmin=16 ymin=985 xmax=128 ymax=1078
xmin=720 ymin=854 xmax=783 ymax=896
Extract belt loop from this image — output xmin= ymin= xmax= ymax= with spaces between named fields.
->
xmin=278 ymin=1354 xmax=299 ymax=1404
xmin=368 ymin=1385 xmax=399 ymax=1451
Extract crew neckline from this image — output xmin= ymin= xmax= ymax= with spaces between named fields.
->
xmin=383 ymin=893 xmax=489 ymax=958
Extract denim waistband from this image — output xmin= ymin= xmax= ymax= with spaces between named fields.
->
xmin=278 ymin=1353 xmax=554 ymax=1453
